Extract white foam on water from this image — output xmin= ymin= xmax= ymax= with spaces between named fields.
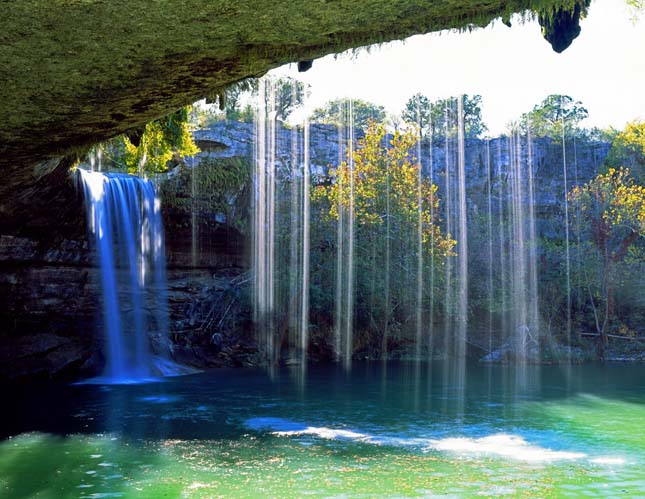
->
xmin=429 ymin=434 xmax=585 ymax=462
xmin=245 ymin=417 xmax=626 ymax=465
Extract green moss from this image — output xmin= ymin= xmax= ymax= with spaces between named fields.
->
xmin=160 ymin=156 xmax=251 ymax=233
xmin=0 ymin=0 xmax=582 ymax=168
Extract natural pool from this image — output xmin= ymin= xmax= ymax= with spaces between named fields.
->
xmin=1 ymin=362 xmax=644 ymax=498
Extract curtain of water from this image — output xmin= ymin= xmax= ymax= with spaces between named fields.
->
xmin=346 ymin=100 xmax=355 ymax=369
xmin=504 ymin=126 xmax=541 ymax=361
xmin=509 ymin=131 xmax=528 ymax=357
xmin=335 ymin=111 xmax=345 ymax=361
xmin=254 ymin=78 xmax=310 ymax=367
xmin=443 ymin=103 xmax=454 ymax=355
xmin=561 ymin=118 xmax=572 ymax=348
xmin=253 ymin=79 xmax=276 ymax=364
xmin=428 ymin=119 xmax=435 ymax=358
xmin=383 ymin=105 xmax=391 ymax=359
xmin=455 ymin=96 xmax=468 ymax=359
xmin=527 ymin=127 xmax=540 ymax=351
xmin=415 ymin=107 xmax=424 ymax=359
xmin=79 ymin=169 xmax=168 ymax=381
xmin=496 ymin=140 xmax=508 ymax=344
xmin=191 ymin=155 xmax=199 ymax=267
xmin=573 ymin=134 xmax=582 ymax=343
xmin=486 ymin=140 xmax=494 ymax=353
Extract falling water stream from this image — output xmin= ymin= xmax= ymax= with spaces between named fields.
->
xmin=78 ymin=169 xmax=169 ymax=382
xmin=253 ymin=78 xmax=311 ymax=367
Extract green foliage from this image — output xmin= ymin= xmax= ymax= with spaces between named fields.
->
xmin=570 ymin=167 xmax=645 ymax=241
xmin=401 ymin=94 xmax=487 ymax=140
xmin=310 ymin=99 xmax=386 ymax=132
xmin=224 ymin=78 xmax=259 ymax=121
xmin=311 ymin=121 xmax=454 ymax=349
xmin=119 ymin=106 xmax=199 ymax=174
xmin=606 ymin=121 xmax=645 ymax=174
xmin=275 ymin=77 xmax=305 ymax=122
xmin=569 ymin=166 xmax=645 ymax=346
xmin=521 ymin=94 xmax=588 ymax=137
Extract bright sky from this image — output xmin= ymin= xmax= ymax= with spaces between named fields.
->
xmin=271 ymin=0 xmax=645 ymax=136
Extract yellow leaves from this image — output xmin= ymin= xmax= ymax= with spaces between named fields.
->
xmin=322 ymin=120 xmax=454 ymax=258
xmin=615 ymin=120 xmax=645 ymax=158
xmin=570 ymin=166 xmax=645 ymax=235
xmin=122 ymin=107 xmax=200 ymax=175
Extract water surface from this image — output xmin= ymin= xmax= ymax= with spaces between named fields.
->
xmin=2 ymin=362 xmax=644 ymax=498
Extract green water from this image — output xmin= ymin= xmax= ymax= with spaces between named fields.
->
xmin=1 ymin=362 xmax=644 ymax=498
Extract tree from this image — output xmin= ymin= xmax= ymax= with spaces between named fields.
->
xmin=401 ymin=94 xmax=487 ymax=140
xmin=569 ymin=167 xmax=645 ymax=354
xmin=224 ymin=78 xmax=258 ymax=121
xmin=402 ymin=93 xmax=432 ymax=138
xmin=260 ymin=77 xmax=305 ymax=123
xmin=607 ymin=120 xmax=645 ymax=172
xmin=312 ymin=121 xmax=455 ymax=350
xmin=99 ymin=106 xmax=199 ymax=174
xmin=522 ymin=94 xmax=588 ymax=137
xmin=310 ymin=99 xmax=386 ymax=131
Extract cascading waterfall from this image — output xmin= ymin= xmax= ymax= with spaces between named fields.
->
xmin=78 ymin=169 xmax=169 ymax=381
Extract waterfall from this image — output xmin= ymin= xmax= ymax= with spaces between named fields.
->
xmin=428 ymin=121 xmax=435 ymax=358
xmin=415 ymin=109 xmax=424 ymax=359
xmin=253 ymin=77 xmax=310 ymax=367
xmin=78 ymin=169 xmax=168 ymax=382
xmin=253 ymin=78 xmax=277 ymax=364
xmin=346 ymin=100 xmax=355 ymax=369
xmin=486 ymin=139 xmax=494 ymax=354
xmin=455 ymin=96 xmax=468 ymax=359
xmin=443 ymin=102 xmax=454 ymax=354
xmin=506 ymin=126 xmax=540 ymax=360
xmin=286 ymin=94 xmax=311 ymax=365
xmin=496 ymin=139 xmax=508 ymax=344
xmin=561 ymin=122 xmax=572 ymax=348
xmin=334 ymin=112 xmax=345 ymax=361
xmin=191 ymin=155 xmax=199 ymax=267
xmin=333 ymin=99 xmax=356 ymax=368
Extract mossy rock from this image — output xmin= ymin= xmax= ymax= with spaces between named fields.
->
xmin=1 ymin=0 xmax=587 ymax=170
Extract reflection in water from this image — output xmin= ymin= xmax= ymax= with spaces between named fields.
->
xmin=1 ymin=362 xmax=644 ymax=498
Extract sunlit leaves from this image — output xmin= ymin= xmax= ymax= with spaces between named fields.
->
xmin=321 ymin=121 xmax=455 ymax=258
xmin=122 ymin=106 xmax=200 ymax=174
